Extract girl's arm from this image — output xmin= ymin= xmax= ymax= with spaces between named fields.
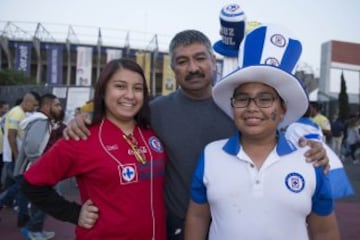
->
xmin=20 ymin=175 xmax=81 ymax=224
xmin=307 ymin=212 xmax=340 ymax=240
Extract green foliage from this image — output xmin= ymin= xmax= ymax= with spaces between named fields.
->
xmin=338 ymin=72 xmax=350 ymax=120
xmin=0 ymin=69 xmax=37 ymax=85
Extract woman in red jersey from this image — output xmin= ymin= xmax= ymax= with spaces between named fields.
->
xmin=21 ymin=58 xmax=167 ymax=240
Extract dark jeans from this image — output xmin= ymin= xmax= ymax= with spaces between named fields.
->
xmin=3 ymin=162 xmax=15 ymax=190
xmin=166 ymin=210 xmax=184 ymax=240
xmin=349 ymin=143 xmax=359 ymax=161
xmin=26 ymin=204 xmax=47 ymax=232
xmin=0 ymin=176 xmax=29 ymax=217
xmin=0 ymin=155 xmax=3 ymax=188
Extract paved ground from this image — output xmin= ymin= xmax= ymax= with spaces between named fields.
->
xmin=0 ymin=159 xmax=359 ymax=240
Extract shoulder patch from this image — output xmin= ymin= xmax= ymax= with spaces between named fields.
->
xmin=148 ymin=136 xmax=163 ymax=153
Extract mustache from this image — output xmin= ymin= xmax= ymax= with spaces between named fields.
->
xmin=185 ymin=72 xmax=205 ymax=81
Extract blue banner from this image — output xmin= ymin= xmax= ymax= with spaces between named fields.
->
xmin=14 ymin=42 xmax=32 ymax=75
xmin=46 ymin=44 xmax=64 ymax=85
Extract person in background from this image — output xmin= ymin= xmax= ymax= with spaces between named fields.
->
xmin=63 ymin=29 xmax=330 ymax=240
xmin=49 ymin=109 xmax=67 ymax=149
xmin=14 ymin=93 xmax=63 ymax=240
xmin=0 ymin=100 xmax=10 ymax=191
xmin=345 ymin=114 xmax=360 ymax=164
xmin=50 ymin=109 xmax=69 ymax=195
xmin=1 ymin=92 xmax=39 ymax=227
xmin=21 ymin=58 xmax=167 ymax=240
xmin=185 ymin=24 xmax=340 ymax=240
xmin=309 ymin=101 xmax=332 ymax=143
xmin=330 ymin=115 xmax=345 ymax=157
xmin=80 ymin=99 xmax=94 ymax=119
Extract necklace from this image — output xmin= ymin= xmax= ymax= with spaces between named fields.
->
xmin=98 ymin=119 xmax=153 ymax=166
xmin=123 ymin=133 xmax=147 ymax=165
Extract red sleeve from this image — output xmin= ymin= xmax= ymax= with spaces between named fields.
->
xmin=24 ymin=138 xmax=81 ymax=186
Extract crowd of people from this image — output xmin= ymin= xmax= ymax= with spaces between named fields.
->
xmin=0 ymin=2 xmax=357 ymax=240
xmin=0 ymin=92 xmax=68 ymax=239
xmin=307 ymin=101 xmax=360 ymax=164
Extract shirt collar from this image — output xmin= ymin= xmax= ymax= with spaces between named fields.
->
xmin=223 ymin=130 xmax=297 ymax=157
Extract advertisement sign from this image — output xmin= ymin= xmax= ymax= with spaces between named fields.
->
xmin=135 ymin=51 xmax=151 ymax=91
xmin=46 ymin=44 xmax=63 ymax=85
xmin=76 ymin=46 xmax=93 ymax=86
xmin=106 ymin=48 xmax=122 ymax=63
xmin=14 ymin=42 xmax=32 ymax=76
xmin=161 ymin=54 xmax=176 ymax=95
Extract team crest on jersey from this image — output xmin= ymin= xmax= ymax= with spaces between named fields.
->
xmin=148 ymin=136 xmax=164 ymax=153
xmin=118 ymin=164 xmax=138 ymax=185
xmin=285 ymin=172 xmax=305 ymax=193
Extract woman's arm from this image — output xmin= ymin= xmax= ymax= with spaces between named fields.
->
xmin=20 ymin=175 xmax=81 ymax=224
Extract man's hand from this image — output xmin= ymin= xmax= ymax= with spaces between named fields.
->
xmin=78 ymin=199 xmax=99 ymax=229
xmin=298 ymin=138 xmax=330 ymax=174
xmin=63 ymin=113 xmax=91 ymax=141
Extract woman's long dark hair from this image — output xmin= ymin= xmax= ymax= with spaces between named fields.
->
xmin=92 ymin=58 xmax=151 ymax=129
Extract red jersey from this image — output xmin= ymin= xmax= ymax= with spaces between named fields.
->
xmin=24 ymin=119 xmax=167 ymax=240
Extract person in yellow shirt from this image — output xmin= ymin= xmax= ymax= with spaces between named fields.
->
xmin=309 ymin=101 xmax=332 ymax=142
xmin=80 ymin=99 xmax=94 ymax=119
xmin=2 ymin=92 xmax=39 ymax=227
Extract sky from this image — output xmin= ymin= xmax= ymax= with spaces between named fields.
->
xmin=0 ymin=0 xmax=359 ymax=86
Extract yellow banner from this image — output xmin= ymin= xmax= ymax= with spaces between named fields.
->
xmin=135 ymin=51 xmax=151 ymax=92
xmin=161 ymin=54 xmax=176 ymax=95
xmin=144 ymin=52 xmax=151 ymax=91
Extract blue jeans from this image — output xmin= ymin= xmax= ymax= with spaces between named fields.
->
xmin=3 ymin=162 xmax=15 ymax=189
xmin=0 ymin=176 xmax=29 ymax=217
xmin=26 ymin=204 xmax=47 ymax=232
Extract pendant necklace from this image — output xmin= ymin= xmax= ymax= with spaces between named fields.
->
xmin=123 ymin=133 xmax=147 ymax=165
xmin=98 ymin=119 xmax=153 ymax=166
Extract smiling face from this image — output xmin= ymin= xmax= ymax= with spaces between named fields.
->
xmin=104 ymin=68 xmax=144 ymax=125
xmin=232 ymin=82 xmax=286 ymax=141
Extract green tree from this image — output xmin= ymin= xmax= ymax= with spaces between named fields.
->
xmin=0 ymin=69 xmax=37 ymax=85
xmin=338 ymin=71 xmax=350 ymax=120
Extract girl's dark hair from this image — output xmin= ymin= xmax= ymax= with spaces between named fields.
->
xmin=92 ymin=58 xmax=151 ymax=129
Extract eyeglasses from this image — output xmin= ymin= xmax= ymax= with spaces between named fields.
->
xmin=231 ymin=93 xmax=278 ymax=108
xmin=123 ymin=134 xmax=146 ymax=165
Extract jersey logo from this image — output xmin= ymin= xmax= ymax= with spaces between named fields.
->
xmin=285 ymin=172 xmax=305 ymax=193
xmin=148 ymin=136 xmax=164 ymax=153
xmin=118 ymin=164 xmax=138 ymax=185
